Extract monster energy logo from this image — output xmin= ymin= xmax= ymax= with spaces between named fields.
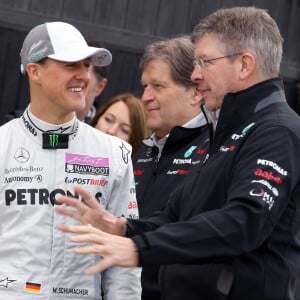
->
xmin=42 ymin=132 xmax=68 ymax=149
xmin=49 ymin=134 xmax=59 ymax=148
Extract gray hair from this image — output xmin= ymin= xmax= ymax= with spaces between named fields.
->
xmin=191 ymin=7 xmax=283 ymax=77
xmin=140 ymin=36 xmax=195 ymax=88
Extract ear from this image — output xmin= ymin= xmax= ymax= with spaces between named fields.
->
xmin=26 ymin=63 xmax=42 ymax=83
xmin=95 ymin=78 xmax=108 ymax=97
xmin=239 ymin=53 xmax=256 ymax=80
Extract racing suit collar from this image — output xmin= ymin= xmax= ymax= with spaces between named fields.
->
xmin=20 ymin=107 xmax=79 ymax=148
xmin=26 ymin=107 xmax=78 ymax=134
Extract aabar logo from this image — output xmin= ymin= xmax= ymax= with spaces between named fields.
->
xmin=254 ymin=168 xmax=282 ymax=185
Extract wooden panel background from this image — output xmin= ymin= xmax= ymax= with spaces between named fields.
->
xmin=0 ymin=0 xmax=299 ymax=124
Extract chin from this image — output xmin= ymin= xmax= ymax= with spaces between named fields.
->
xmin=203 ymin=98 xmax=222 ymax=112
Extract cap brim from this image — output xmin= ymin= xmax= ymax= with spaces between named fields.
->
xmin=48 ymin=47 xmax=112 ymax=66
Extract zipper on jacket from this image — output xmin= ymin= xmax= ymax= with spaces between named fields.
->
xmin=201 ymin=104 xmax=214 ymax=165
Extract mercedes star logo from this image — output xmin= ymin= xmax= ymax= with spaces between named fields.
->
xmin=14 ymin=147 xmax=30 ymax=163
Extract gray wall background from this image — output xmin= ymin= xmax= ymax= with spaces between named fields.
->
xmin=0 ymin=0 xmax=299 ymax=124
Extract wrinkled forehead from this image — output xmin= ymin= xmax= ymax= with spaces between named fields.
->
xmin=141 ymin=59 xmax=172 ymax=79
xmin=194 ymin=34 xmax=225 ymax=58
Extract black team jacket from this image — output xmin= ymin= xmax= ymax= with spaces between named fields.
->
xmin=133 ymin=120 xmax=209 ymax=299
xmin=128 ymin=78 xmax=300 ymax=300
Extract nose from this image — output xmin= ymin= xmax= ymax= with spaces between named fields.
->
xmin=106 ymin=124 xmax=118 ymax=136
xmin=75 ymin=61 xmax=90 ymax=82
xmin=141 ymin=86 xmax=155 ymax=103
xmin=191 ymin=65 xmax=203 ymax=83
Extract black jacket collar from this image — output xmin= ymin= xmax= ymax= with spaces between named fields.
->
xmin=211 ymin=78 xmax=286 ymax=153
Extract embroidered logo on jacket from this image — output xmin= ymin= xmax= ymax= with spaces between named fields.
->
xmin=119 ymin=142 xmax=130 ymax=164
xmin=184 ymin=146 xmax=197 ymax=158
xmin=65 ymin=153 xmax=109 ymax=176
xmin=25 ymin=282 xmax=41 ymax=293
xmin=0 ymin=277 xmax=17 ymax=288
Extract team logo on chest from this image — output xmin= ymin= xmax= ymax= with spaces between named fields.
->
xmin=65 ymin=153 xmax=109 ymax=176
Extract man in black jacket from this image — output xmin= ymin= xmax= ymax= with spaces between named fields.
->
xmin=56 ymin=7 xmax=300 ymax=300
xmin=133 ymin=36 xmax=209 ymax=299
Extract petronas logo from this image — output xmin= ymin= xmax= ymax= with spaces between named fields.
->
xmin=49 ymin=134 xmax=59 ymax=148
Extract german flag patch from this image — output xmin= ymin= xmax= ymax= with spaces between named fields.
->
xmin=25 ymin=282 xmax=41 ymax=293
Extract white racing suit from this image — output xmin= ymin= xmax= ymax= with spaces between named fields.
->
xmin=0 ymin=108 xmax=141 ymax=299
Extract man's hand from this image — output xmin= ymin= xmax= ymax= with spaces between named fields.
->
xmin=54 ymin=185 xmax=127 ymax=236
xmin=58 ymin=224 xmax=139 ymax=275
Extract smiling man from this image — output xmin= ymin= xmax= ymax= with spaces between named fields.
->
xmin=0 ymin=22 xmax=141 ymax=299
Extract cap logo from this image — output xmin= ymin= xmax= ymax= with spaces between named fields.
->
xmin=28 ymin=49 xmax=48 ymax=62
xmin=27 ymin=39 xmax=49 ymax=63
xmin=96 ymin=54 xmax=108 ymax=64
xmin=29 ymin=40 xmax=43 ymax=54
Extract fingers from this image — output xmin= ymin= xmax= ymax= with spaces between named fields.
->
xmin=54 ymin=205 xmax=84 ymax=223
xmin=72 ymin=243 xmax=117 ymax=275
xmin=84 ymin=258 xmax=115 ymax=275
xmin=55 ymin=193 xmax=88 ymax=215
xmin=73 ymin=185 xmax=102 ymax=210
xmin=55 ymin=185 xmax=99 ymax=209
xmin=57 ymin=224 xmax=98 ymax=235
xmin=62 ymin=225 xmax=115 ymax=275
xmin=57 ymin=224 xmax=138 ymax=274
xmin=54 ymin=185 xmax=103 ymax=222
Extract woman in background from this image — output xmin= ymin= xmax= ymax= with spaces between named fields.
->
xmin=90 ymin=92 xmax=149 ymax=155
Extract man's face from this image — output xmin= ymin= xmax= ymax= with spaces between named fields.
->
xmin=191 ymin=34 xmax=241 ymax=111
xmin=31 ymin=58 xmax=90 ymax=121
xmin=141 ymin=59 xmax=199 ymax=138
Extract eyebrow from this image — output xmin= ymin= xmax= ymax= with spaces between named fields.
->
xmin=105 ymin=113 xmax=131 ymax=128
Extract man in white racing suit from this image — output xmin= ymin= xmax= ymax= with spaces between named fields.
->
xmin=0 ymin=21 xmax=140 ymax=299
